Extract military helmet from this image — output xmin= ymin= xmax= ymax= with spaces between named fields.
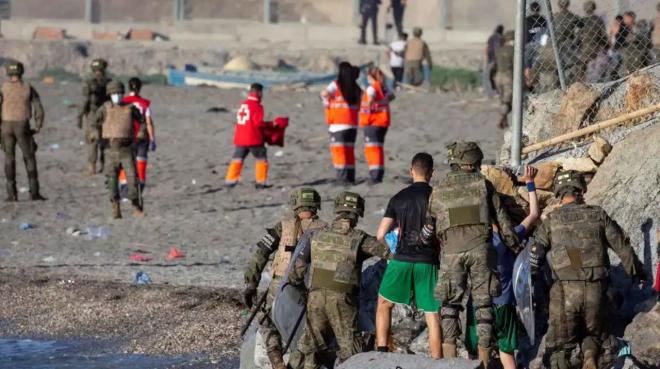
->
xmin=290 ymin=187 xmax=322 ymax=212
xmin=5 ymin=61 xmax=24 ymax=77
xmin=334 ymin=191 xmax=365 ymax=218
xmin=91 ymin=58 xmax=108 ymax=72
xmin=558 ymin=0 xmax=570 ymax=8
xmin=447 ymin=141 xmax=484 ymax=166
xmin=583 ymin=0 xmax=596 ymax=12
xmin=553 ymin=170 xmax=586 ymax=197
xmin=106 ymin=80 xmax=125 ymax=95
xmin=503 ymin=30 xmax=515 ymax=42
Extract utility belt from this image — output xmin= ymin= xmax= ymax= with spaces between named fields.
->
xmin=310 ymin=268 xmax=357 ymax=294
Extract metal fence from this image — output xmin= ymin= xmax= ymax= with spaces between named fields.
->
xmin=509 ymin=0 xmax=659 ymax=165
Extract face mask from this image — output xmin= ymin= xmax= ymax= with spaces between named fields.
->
xmin=110 ymin=94 xmax=123 ymax=104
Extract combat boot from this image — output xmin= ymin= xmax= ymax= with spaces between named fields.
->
xmin=111 ymin=200 xmax=122 ymax=219
xmin=442 ymin=343 xmax=457 ymax=358
xmin=267 ymin=349 xmax=286 ymax=369
xmin=30 ymin=193 xmax=47 ymax=201
xmin=477 ymin=347 xmax=491 ymax=368
xmin=131 ymin=200 xmax=144 ymax=218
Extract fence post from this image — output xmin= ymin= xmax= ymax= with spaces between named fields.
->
xmin=263 ymin=0 xmax=271 ymax=24
xmin=510 ymin=0 xmax=527 ymax=167
xmin=85 ymin=0 xmax=95 ymax=23
xmin=439 ymin=0 xmax=451 ymax=29
xmin=172 ymin=0 xmax=183 ymax=21
xmin=542 ymin=0 xmax=567 ymax=91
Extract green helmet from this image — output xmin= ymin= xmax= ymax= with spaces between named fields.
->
xmin=447 ymin=141 xmax=484 ymax=166
xmin=583 ymin=1 xmax=595 ymax=12
xmin=553 ymin=170 xmax=586 ymax=197
xmin=106 ymin=80 xmax=125 ymax=95
xmin=91 ymin=58 xmax=108 ymax=72
xmin=5 ymin=61 xmax=24 ymax=77
xmin=290 ymin=187 xmax=321 ymax=212
xmin=334 ymin=191 xmax=365 ymax=218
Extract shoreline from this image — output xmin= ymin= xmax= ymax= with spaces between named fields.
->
xmin=0 ymin=271 xmax=243 ymax=367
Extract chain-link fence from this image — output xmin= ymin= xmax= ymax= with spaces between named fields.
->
xmin=523 ymin=0 xmax=659 ymax=94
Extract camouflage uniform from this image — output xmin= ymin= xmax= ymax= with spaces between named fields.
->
xmin=554 ymin=5 xmax=584 ymax=86
xmin=494 ymin=31 xmax=514 ymax=128
xmin=532 ymin=44 xmax=559 ymax=94
xmin=0 ymin=62 xmax=45 ymax=201
xmin=620 ymin=21 xmax=653 ymax=76
xmin=530 ymin=171 xmax=645 ymax=369
xmin=289 ymin=192 xmax=391 ymax=369
xmin=96 ymin=80 xmax=146 ymax=219
xmin=423 ymin=142 xmax=518 ymax=366
xmin=243 ymin=188 xmax=327 ymax=369
xmin=78 ymin=58 xmax=111 ymax=175
xmin=577 ymin=2 xmax=608 ymax=82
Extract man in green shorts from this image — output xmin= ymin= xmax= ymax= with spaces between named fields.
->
xmin=375 ymin=153 xmax=442 ymax=358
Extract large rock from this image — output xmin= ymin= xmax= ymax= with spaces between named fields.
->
xmin=557 ymin=157 xmax=598 ymax=173
xmin=624 ymin=300 xmax=660 ymax=367
xmin=481 ymin=165 xmax=516 ymax=196
xmin=336 ymin=352 xmax=481 ymax=369
xmin=587 ymin=136 xmax=612 ymax=164
xmin=552 ymin=83 xmax=601 ymax=136
xmin=586 ymin=123 xmax=660 ymax=283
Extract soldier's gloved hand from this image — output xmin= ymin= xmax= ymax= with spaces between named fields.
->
xmin=243 ymin=287 xmax=257 ymax=309
xmin=149 ymin=140 xmax=157 ymax=152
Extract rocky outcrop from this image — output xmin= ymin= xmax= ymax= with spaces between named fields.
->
xmin=336 ymin=352 xmax=482 ymax=369
xmin=624 ymin=299 xmax=660 ymax=367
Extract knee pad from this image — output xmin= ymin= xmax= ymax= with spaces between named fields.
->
xmin=440 ymin=304 xmax=462 ymax=343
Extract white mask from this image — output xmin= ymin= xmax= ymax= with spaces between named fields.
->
xmin=110 ymin=94 xmax=123 ymax=104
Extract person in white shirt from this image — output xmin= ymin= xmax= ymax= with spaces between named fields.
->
xmin=388 ymin=32 xmax=407 ymax=87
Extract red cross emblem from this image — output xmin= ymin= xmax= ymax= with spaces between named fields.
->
xmin=237 ymin=104 xmax=250 ymax=125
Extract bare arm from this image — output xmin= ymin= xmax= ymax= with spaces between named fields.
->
xmin=146 ymin=115 xmax=155 ymax=142
xmin=376 ymin=217 xmax=395 ymax=241
xmin=520 ymin=166 xmax=540 ymax=231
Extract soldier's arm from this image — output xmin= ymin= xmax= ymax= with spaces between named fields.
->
xmin=529 ymin=219 xmax=551 ymax=271
xmin=487 ymin=181 xmax=520 ymax=251
xmin=30 ymin=87 xmax=45 ymax=132
xmin=288 ymin=232 xmax=312 ymax=287
xmin=78 ymin=83 xmax=91 ymax=128
xmin=244 ymin=222 xmax=282 ymax=289
xmin=358 ymin=232 xmax=392 ymax=261
xmin=95 ymin=104 xmax=106 ymax=126
xmin=423 ymin=42 xmax=433 ymax=69
xmin=602 ymin=211 xmax=646 ymax=280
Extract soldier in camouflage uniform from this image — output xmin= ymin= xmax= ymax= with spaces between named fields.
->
xmin=494 ymin=30 xmax=514 ymax=129
xmin=242 ymin=188 xmax=327 ymax=369
xmin=0 ymin=62 xmax=46 ymax=202
xmin=421 ymin=142 xmax=519 ymax=367
xmin=529 ymin=171 xmax=646 ymax=369
xmin=531 ymin=42 xmax=559 ymax=94
xmin=289 ymin=191 xmax=391 ymax=369
xmin=96 ymin=80 xmax=145 ymax=219
xmin=620 ymin=18 xmax=653 ymax=76
xmin=78 ymin=58 xmax=111 ymax=176
xmin=553 ymin=0 xmax=584 ymax=86
xmin=577 ymin=1 xmax=608 ymax=82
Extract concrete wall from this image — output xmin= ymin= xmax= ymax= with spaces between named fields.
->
xmin=98 ymin=0 xmax=172 ymax=23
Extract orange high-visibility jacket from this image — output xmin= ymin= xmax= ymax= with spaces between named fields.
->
xmin=359 ymin=81 xmax=390 ymax=128
xmin=325 ymin=81 xmax=358 ymax=126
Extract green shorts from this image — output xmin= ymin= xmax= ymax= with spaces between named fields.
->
xmin=466 ymin=304 xmax=519 ymax=354
xmin=378 ymin=259 xmax=440 ymax=313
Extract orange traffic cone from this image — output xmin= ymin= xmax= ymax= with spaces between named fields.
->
xmin=166 ymin=247 xmax=185 ymax=260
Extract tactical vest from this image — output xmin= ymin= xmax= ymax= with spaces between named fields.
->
xmin=102 ymin=104 xmax=133 ymax=139
xmin=433 ymin=172 xmax=490 ymax=235
xmin=86 ymin=77 xmax=109 ymax=110
xmin=547 ymin=204 xmax=608 ymax=281
xmin=1 ymin=81 xmax=31 ymax=122
xmin=309 ymin=225 xmax=363 ymax=293
xmin=271 ymin=217 xmax=327 ymax=277
xmin=495 ymin=45 xmax=514 ymax=76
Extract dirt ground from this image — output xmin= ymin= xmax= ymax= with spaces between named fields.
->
xmin=0 ymin=81 xmax=504 ymax=362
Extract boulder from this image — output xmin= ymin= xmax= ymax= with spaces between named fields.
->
xmin=531 ymin=162 xmax=561 ymax=190
xmin=481 ymin=165 xmax=516 ymax=196
xmin=586 ymin=123 xmax=660 ymax=284
xmin=517 ymin=186 xmax=555 ymax=210
xmin=587 ymin=137 xmax=612 ymax=164
xmin=224 ymin=55 xmax=258 ymax=72
xmin=624 ymin=72 xmax=659 ymax=113
xmin=336 ymin=352 xmax=481 ymax=369
xmin=552 ymin=82 xmax=601 ymax=136
xmin=557 ymin=157 xmax=598 ymax=173
xmin=623 ymin=300 xmax=660 ymax=367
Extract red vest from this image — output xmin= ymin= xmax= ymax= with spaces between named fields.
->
xmin=359 ymin=81 xmax=390 ymax=128
xmin=233 ymin=93 xmax=266 ymax=146
xmin=122 ymin=94 xmax=150 ymax=140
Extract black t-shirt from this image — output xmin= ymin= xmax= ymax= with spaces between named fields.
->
xmin=384 ymin=182 xmax=438 ymax=264
xmin=525 ymin=14 xmax=547 ymax=43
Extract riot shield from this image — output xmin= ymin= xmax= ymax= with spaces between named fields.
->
xmin=513 ymin=244 xmax=535 ymax=345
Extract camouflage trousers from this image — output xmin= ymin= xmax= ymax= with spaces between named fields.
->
xmin=545 ymin=280 xmax=606 ymax=363
xmin=258 ymin=276 xmax=304 ymax=368
xmin=495 ymin=73 xmax=513 ymax=116
xmin=83 ymin=113 xmax=104 ymax=170
xmin=298 ymin=289 xmax=361 ymax=369
xmin=104 ymin=141 xmax=138 ymax=202
xmin=1 ymin=120 xmax=39 ymax=197
xmin=436 ymin=244 xmax=499 ymax=349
